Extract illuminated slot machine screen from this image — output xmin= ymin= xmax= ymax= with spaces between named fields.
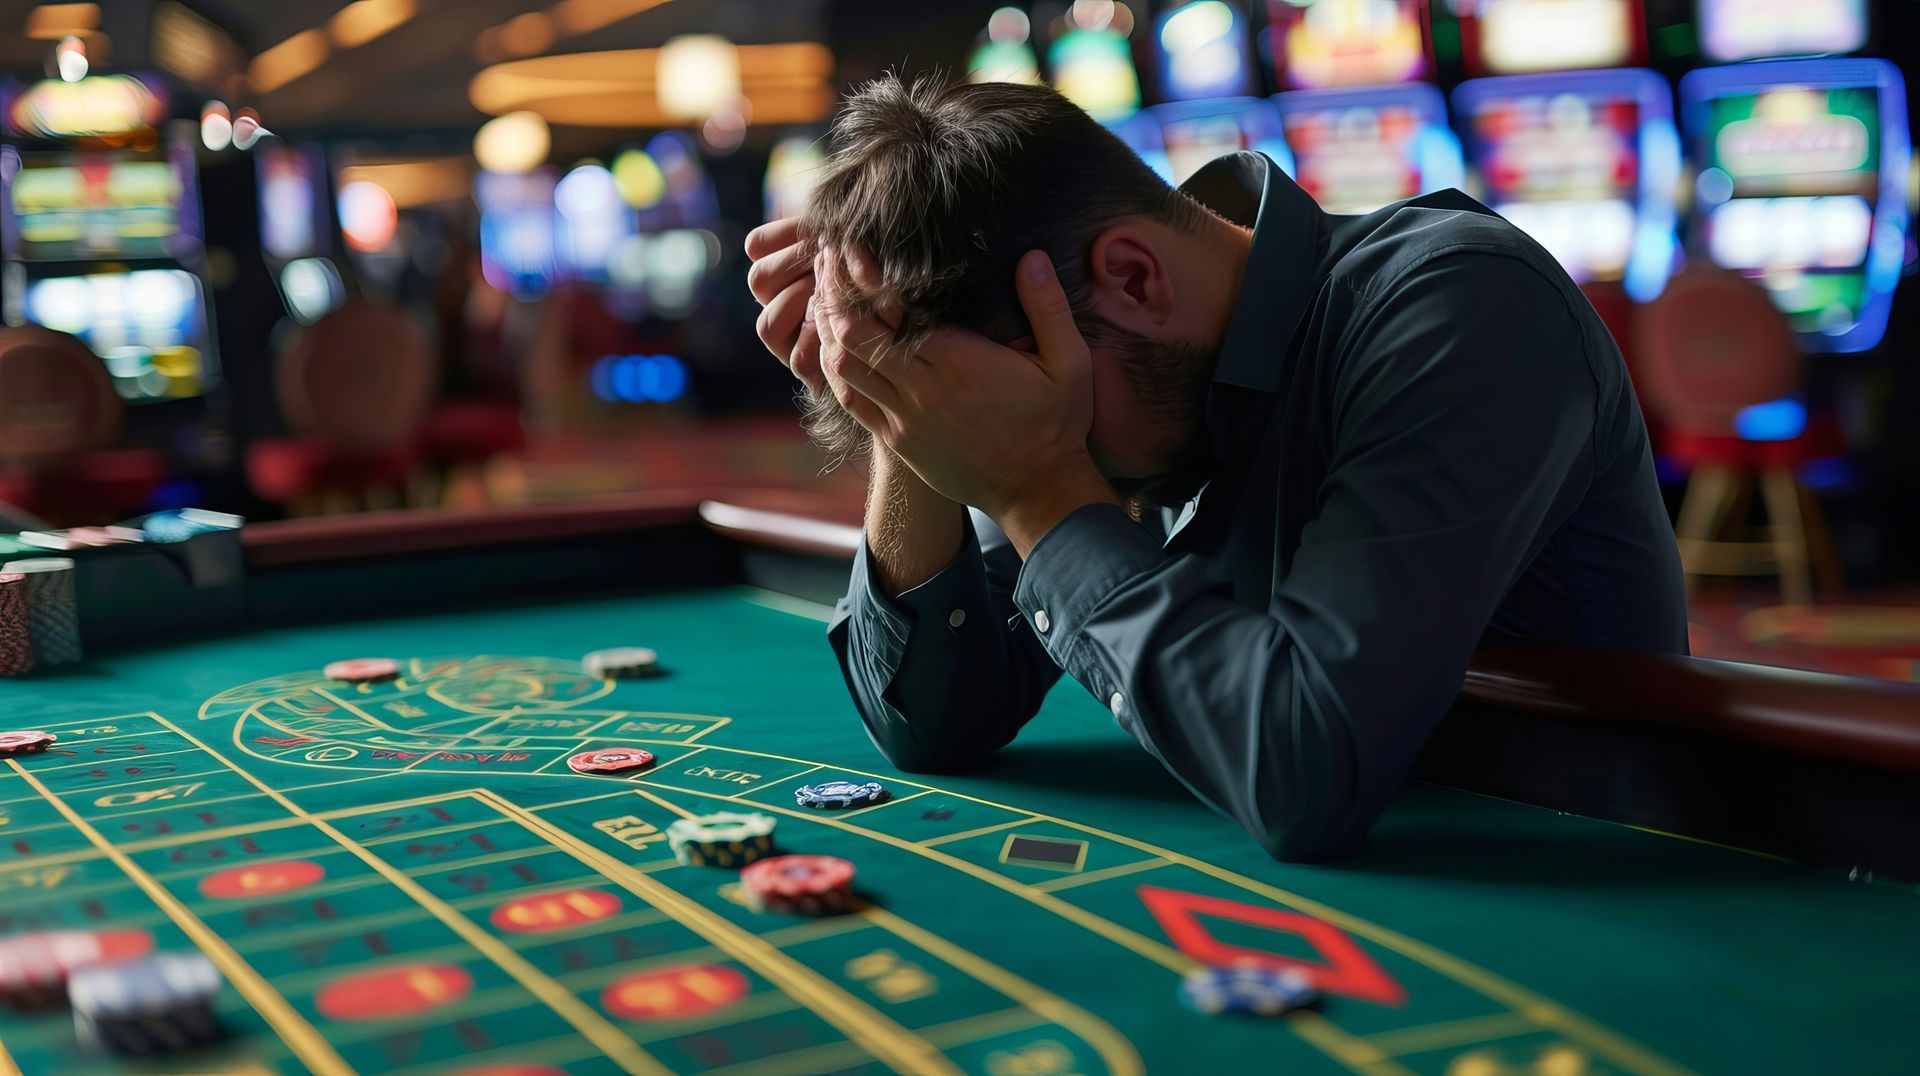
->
xmin=1681 ymin=59 xmax=1911 ymax=353
xmin=1453 ymin=70 xmax=1679 ymax=296
xmin=1155 ymin=0 xmax=1255 ymax=101
xmin=12 ymin=267 xmax=210 ymax=401
xmin=1698 ymin=0 xmax=1867 ymax=64
xmin=476 ymin=169 xmax=559 ymax=300
xmin=764 ymin=135 xmax=826 ymax=223
xmin=1449 ymin=0 xmax=1643 ymax=76
xmin=1049 ymin=27 xmax=1142 ymax=122
xmin=3 ymin=150 xmax=183 ymax=261
xmin=1274 ymin=84 xmax=1463 ymax=213
xmin=1129 ymin=99 xmax=1294 ymax=185
xmin=256 ymin=145 xmax=345 ymax=324
xmin=1266 ymin=0 xmax=1430 ymax=91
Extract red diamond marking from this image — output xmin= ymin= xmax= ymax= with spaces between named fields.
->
xmin=1138 ymin=885 xmax=1406 ymax=1006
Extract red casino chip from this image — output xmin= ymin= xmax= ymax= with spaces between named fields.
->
xmin=0 ymin=929 xmax=153 ymax=1010
xmin=566 ymin=747 xmax=656 ymax=775
xmin=323 ymin=657 xmax=400 ymax=683
xmin=0 ymin=730 xmax=56 ymax=756
xmin=740 ymin=855 xmax=855 ymax=898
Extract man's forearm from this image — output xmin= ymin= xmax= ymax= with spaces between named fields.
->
xmin=864 ymin=449 xmax=969 ymax=598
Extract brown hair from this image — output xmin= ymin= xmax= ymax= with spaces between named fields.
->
xmin=803 ymin=72 xmax=1209 ymax=360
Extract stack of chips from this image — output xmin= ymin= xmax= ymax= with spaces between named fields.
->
xmin=795 ymin=780 xmax=889 ymax=810
xmin=69 ymin=952 xmax=225 ymax=1057
xmin=0 ymin=930 xmax=153 ymax=1012
xmin=0 ymin=571 xmax=31 ymax=676
xmin=0 ymin=558 xmax=79 ymax=668
xmin=739 ymin=854 xmax=856 ymax=916
xmin=583 ymin=647 xmax=662 ymax=679
xmin=1177 ymin=961 xmax=1320 ymax=1017
xmin=668 ymin=812 xmax=778 ymax=867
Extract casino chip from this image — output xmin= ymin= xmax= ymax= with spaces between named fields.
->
xmin=1177 ymin=962 xmax=1319 ymax=1017
xmin=0 ymin=730 xmax=55 ymax=756
xmin=794 ymin=780 xmax=888 ymax=810
xmin=667 ymin=812 xmax=777 ymax=868
xmin=0 ymin=929 xmax=154 ymax=1011
xmin=739 ymin=854 xmax=856 ymax=916
xmin=323 ymin=657 xmax=399 ymax=683
xmin=0 ymin=572 xmax=32 ymax=677
xmin=70 ymin=951 xmax=225 ymax=1056
xmin=583 ymin=647 xmax=662 ymax=679
xmin=567 ymin=747 xmax=657 ymax=775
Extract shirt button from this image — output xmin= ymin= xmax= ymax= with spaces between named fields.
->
xmin=947 ymin=609 xmax=966 ymax=629
xmin=1034 ymin=610 xmax=1051 ymax=634
xmin=1109 ymin=691 xmax=1125 ymax=717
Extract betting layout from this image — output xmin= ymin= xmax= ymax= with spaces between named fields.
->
xmin=0 ymin=652 xmax=1691 ymax=1074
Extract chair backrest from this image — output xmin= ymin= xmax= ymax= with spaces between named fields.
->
xmin=277 ymin=298 xmax=438 ymax=453
xmin=1635 ymin=265 xmax=1802 ymax=434
xmin=0 ymin=326 xmax=122 ymax=466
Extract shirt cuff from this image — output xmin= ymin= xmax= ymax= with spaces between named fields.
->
xmin=841 ymin=524 xmax=986 ymax=689
xmin=1012 ymin=502 xmax=1167 ymax=666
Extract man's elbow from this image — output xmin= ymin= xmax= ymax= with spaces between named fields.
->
xmin=1241 ymin=785 xmax=1374 ymax=863
xmin=1255 ymin=821 xmax=1362 ymax=863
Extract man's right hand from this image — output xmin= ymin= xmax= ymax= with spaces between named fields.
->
xmin=745 ymin=217 xmax=823 ymax=391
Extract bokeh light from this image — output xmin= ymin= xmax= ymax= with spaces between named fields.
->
xmin=589 ymin=354 xmax=689 ymax=404
xmin=55 ymin=35 xmax=87 ymax=82
xmin=200 ymin=101 xmax=232 ymax=150
xmin=474 ymin=110 xmax=550 ymax=174
xmin=280 ymin=258 xmax=345 ymax=323
xmin=657 ymin=34 xmax=740 ymax=119
xmin=612 ymin=149 xmax=666 ymax=208
xmin=337 ymin=180 xmax=399 ymax=252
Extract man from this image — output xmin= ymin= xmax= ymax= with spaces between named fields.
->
xmin=746 ymin=75 xmax=1686 ymax=861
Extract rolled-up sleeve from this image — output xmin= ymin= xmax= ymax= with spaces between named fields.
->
xmin=829 ymin=510 xmax=1063 ymax=772
xmin=1012 ymin=253 xmax=1599 ymax=861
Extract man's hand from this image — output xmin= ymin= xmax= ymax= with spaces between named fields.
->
xmin=745 ymin=217 xmax=823 ymax=390
xmin=817 ymin=246 xmax=1120 ymax=556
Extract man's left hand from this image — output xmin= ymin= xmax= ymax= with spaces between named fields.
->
xmin=816 ymin=247 xmax=1121 ymax=555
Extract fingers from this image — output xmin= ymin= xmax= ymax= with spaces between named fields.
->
xmin=1014 ymin=251 xmax=1088 ymax=378
xmin=842 ymin=244 xmax=904 ymax=329
xmin=747 ymin=240 xmax=814 ymax=306
xmin=790 ymin=315 xmax=824 ymax=390
xmin=744 ymin=217 xmax=804 ymax=261
xmin=826 ymin=338 xmax=903 ymax=412
xmin=815 ymin=249 xmax=898 ymax=370
xmin=755 ymin=277 xmax=813 ymax=364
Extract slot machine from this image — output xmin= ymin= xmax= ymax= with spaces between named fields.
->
xmin=1267 ymin=0 xmax=1465 ymax=213
xmin=1680 ymin=58 xmax=1910 ymax=353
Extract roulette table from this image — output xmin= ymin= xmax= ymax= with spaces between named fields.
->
xmin=1 ymin=494 xmax=1915 ymax=1074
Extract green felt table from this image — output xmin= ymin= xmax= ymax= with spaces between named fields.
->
xmin=0 ymin=506 xmax=1916 ymax=1075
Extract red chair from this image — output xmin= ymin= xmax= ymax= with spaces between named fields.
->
xmin=415 ymin=397 xmax=527 ymax=508
xmin=246 ymin=300 xmax=437 ymax=515
xmin=0 ymin=326 xmax=166 ymax=524
xmin=1637 ymin=266 xmax=1843 ymax=605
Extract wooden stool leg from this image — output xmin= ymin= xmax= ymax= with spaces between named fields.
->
xmin=1674 ymin=465 xmax=1738 ymax=592
xmin=1760 ymin=467 xmax=1813 ymax=606
xmin=1799 ymin=481 xmax=1846 ymax=596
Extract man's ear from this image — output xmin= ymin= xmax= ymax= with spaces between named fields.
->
xmin=1086 ymin=225 xmax=1173 ymax=328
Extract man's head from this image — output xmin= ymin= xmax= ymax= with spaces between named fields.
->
xmin=800 ymin=74 xmax=1241 ymax=502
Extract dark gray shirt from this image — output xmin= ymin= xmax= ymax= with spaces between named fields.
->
xmin=829 ymin=152 xmax=1687 ymax=861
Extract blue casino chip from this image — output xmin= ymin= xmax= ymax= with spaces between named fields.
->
xmin=794 ymin=780 xmax=889 ymax=809
xmin=1177 ymin=962 xmax=1318 ymax=1017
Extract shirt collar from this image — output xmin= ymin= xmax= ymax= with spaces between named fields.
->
xmin=1178 ymin=152 xmax=1325 ymax=394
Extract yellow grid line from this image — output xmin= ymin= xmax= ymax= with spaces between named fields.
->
xmin=3 ymin=758 xmax=351 ymax=1075
xmin=147 ymin=716 xmax=670 ymax=1076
